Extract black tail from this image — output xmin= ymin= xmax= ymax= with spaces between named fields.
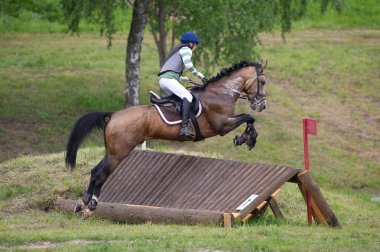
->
xmin=65 ymin=111 xmax=113 ymax=170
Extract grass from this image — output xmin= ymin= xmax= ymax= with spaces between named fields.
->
xmin=1 ymin=1 xmax=380 ymax=250
xmin=0 ymin=150 xmax=379 ymax=251
xmin=292 ymin=0 xmax=380 ymax=30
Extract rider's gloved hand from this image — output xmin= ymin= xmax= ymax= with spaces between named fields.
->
xmin=196 ymin=72 xmax=204 ymax=80
xmin=179 ymin=76 xmax=190 ymax=82
xmin=201 ymin=77 xmax=208 ymax=84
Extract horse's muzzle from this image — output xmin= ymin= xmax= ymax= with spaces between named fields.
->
xmin=251 ymin=98 xmax=266 ymax=112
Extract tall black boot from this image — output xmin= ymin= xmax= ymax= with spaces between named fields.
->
xmin=179 ymin=98 xmax=194 ymax=138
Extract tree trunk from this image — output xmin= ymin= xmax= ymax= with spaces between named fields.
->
xmin=149 ymin=0 xmax=168 ymax=68
xmin=125 ymin=0 xmax=149 ymax=107
xmin=158 ymin=0 xmax=167 ymax=67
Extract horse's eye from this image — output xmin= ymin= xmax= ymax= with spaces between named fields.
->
xmin=261 ymin=79 xmax=266 ymax=85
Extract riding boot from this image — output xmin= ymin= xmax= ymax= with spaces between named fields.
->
xmin=179 ymin=98 xmax=194 ymax=138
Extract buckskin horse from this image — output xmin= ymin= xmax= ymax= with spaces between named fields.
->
xmin=65 ymin=60 xmax=267 ymax=216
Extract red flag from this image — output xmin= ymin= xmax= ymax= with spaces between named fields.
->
xmin=302 ymin=118 xmax=317 ymax=225
xmin=303 ymin=118 xmax=317 ymax=136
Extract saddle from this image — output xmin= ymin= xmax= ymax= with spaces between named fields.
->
xmin=150 ymin=92 xmax=204 ymax=141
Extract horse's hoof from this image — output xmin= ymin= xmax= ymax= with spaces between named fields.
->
xmin=82 ymin=193 xmax=92 ymax=205
xmin=246 ymin=138 xmax=256 ymax=151
xmin=234 ymin=135 xmax=244 ymax=146
xmin=88 ymin=199 xmax=98 ymax=211
xmin=82 ymin=208 xmax=93 ymax=219
xmin=74 ymin=200 xmax=84 ymax=213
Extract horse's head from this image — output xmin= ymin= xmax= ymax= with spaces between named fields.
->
xmin=241 ymin=60 xmax=267 ymax=112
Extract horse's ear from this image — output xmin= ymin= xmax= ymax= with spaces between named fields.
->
xmin=261 ymin=60 xmax=268 ymax=72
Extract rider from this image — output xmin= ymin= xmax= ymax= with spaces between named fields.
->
xmin=157 ymin=31 xmax=206 ymax=138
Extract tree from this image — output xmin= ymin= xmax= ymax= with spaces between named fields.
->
xmin=60 ymin=0 xmax=342 ymax=105
xmin=61 ymin=0 xmax=148 ymax=107
xmin=148 ymin=0 xmax=342 ymax=68
xmin=124 ymin=0 xmax=149 ymax=107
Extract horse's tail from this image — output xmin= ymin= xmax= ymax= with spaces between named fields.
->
xmin=65 ymin=111 xmax=113 ymax=170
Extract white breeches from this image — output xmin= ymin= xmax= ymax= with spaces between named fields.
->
xmin=159 ymin=78 xmax=193 ymax=102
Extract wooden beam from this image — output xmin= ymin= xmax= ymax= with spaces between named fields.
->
xmin=268 ymin=198 xmax=284 ymax=219
xmin=256 ymin=201 xmax=268 ymax=210
xmin=241 ymin=214 xmax=252 ymax=222
xmin=223 ymin=213 xmax=233 ymax=228
xmin=297 ymin=171 xmax=341 ymax=228
xmin=297 ymin=182 xmax=323 ymax=224
xmin=271 ymin=188 xmax=281 ymax=198
xmin=57 ymin=199 xmax=224 ymax=226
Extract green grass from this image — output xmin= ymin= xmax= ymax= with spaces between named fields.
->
xmin=0 ymin=150 xmax=379 ymax=251
xmin=1 ymin=1 xmax=380 ymax=250
xmin=293 ymin=0 xmax=380 ymax=29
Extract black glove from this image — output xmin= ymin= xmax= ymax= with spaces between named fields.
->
xmin=201 ymin=77 xmax=208 ymax=84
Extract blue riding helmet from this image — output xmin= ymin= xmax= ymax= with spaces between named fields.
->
xmin=181 ymin=32 xmax=201 ymax=44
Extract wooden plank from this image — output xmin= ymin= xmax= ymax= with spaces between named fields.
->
xmin=223 ymin=213 xmax=233 ymax=228
xmin=270 ymin=188 xmax=281 ymax=198
xmin=238 ymin=168 xmax=299 ymax=217
xmin=57 ymin=198 xmax=224 ymax=226
xmin=297 ymin=181 xmax=324 ymax=224
xmin=256 ymin=201 xmax=268 ymax=210
xmin=298 ymin=171 xmax=341 ymax=228
xmin=268 ymin=198 xmax=284 ymax=219
xmin=241 ymin=214 xmax=252 ymax=222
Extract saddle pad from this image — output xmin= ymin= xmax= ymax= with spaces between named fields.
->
xmin=153 ymin=102 xmax=202 ymax=125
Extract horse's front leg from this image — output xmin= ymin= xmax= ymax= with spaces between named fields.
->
xmin=233 ymin=123 xmax=258 ymax=150
xmin=218 ymin=113 xmax=258 ymax=150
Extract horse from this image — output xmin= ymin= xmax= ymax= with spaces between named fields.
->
xmin=65 ymin=60 xmax=267 ymax=216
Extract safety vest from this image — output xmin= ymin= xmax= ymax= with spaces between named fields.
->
xmin=158 ymin=44 xmax=188 ymax=76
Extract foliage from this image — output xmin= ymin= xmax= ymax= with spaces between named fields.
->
xmin=0 ymin=0 xmax=63 ymax=21
xmin=60 ymin=0 xmax=129 ymax=47
xmin=147 ymin=0 xmax=343 ymax=68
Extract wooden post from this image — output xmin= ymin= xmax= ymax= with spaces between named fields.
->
xmin=57 ymin=198 xmax=224 ymax=226
xmin=223 ymin=213 xmax=233 ymax=228
xmin=297 ymin=171 xmax=341 ymax=228
xmin=268 ymin=198 xmax=284 ymax=219
xmin=297 ymin=181 xmax=321 ymax=224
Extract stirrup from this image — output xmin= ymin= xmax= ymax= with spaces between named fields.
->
xmin=179 ymin=126 xmax=194 ymax=138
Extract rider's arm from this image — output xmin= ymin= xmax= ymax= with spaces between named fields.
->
xmin=179 ymin=47 xmax=204 ymax=79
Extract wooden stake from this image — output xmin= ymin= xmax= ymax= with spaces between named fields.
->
xmin=297 ymin=171 xmax=341 ymax=228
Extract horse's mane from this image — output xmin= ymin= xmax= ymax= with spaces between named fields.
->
xmin=192 ymin=61 xmax=261 ymax=91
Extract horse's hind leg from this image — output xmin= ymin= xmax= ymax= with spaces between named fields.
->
xmin=87 ymin=157 xmax=111 ymax=211
xmin=74 ymin=156 xmax=107 ymax=213
xmin=84 ymin=149 xmax=134 ymax=214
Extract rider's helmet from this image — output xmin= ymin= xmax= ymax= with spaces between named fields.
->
xmin=181 ymin=32 xmax=201 ymax=44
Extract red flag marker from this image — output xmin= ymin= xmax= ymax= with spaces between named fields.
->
xmin=303 ymin=118 xmax=317 ymax=225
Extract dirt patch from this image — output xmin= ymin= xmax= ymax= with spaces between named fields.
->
xmin=16 ymin=240 xmax=100 ymax=249
xmin=0 ymin=239 xmax=124 ymax=250
xmin=0 ymin=118 xmax=46 ymax=161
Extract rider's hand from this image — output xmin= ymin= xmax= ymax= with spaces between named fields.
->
xmin=179 ymin=76 xmax=190 ymax=82
xmin=201 ymin=77 xmax=208 ymax=84
xmin=196 ymin=72 xmax=205 ymax=80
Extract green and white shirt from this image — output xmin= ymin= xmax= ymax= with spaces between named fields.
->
xmin=158 ymin=45 xmax=203 ymax=80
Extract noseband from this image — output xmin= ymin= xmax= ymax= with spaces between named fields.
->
xmin=228 ymin=65 xmax=266 ymax=110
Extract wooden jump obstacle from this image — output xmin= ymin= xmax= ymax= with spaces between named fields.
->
xmin=57 ymin=150 xmax=340 ymax=228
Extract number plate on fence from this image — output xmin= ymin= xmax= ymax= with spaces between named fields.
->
xmin=236 ymin=194 xmax=259 ymax=211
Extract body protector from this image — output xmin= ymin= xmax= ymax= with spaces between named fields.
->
xmin=158 ymin=45 xmax=186 ymax=76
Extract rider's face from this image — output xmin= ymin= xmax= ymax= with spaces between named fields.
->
xmin=192 ymin=43 xmax=197 ymax=52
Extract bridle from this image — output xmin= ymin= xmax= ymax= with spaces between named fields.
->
xmin=228 ymin=63 xmax=266 ymax=110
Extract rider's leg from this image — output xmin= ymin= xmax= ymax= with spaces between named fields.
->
xmin=179 ymin=98 xmax=194 ymax=138
xmin=159 ymin=78 xmax=194 ymax=138
xmin=159 ymin=78 xmax=193 ymax=102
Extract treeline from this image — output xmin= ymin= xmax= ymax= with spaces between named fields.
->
xmin=0 ymin=0 xmax=131 ymax=33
